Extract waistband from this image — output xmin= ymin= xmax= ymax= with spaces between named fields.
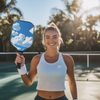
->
xmin=34 ymin=94 xmax=68 ymax=100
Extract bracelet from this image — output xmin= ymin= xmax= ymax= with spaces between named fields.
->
xmin=17 ymin=64 xmax=27 ymax=75
xmin=73 ymin=99 xmax=78 ymax=100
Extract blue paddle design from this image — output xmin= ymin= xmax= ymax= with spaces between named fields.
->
xmin=10 ymin=20 xmax=34 ymax=69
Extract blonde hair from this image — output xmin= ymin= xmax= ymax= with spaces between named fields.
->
xmin=42 ymin=22 xmax=64 ymax=50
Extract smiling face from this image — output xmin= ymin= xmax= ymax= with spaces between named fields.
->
xmin=44 ymin=30 xmax=59 ymax=50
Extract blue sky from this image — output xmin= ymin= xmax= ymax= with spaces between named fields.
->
xmin=16 ymin=0 xmax=65 ymax=27
xmin=4 ymin=0 xmax=100 ymax=32
xmin=15 ymin=0 xmax=99 ymax=27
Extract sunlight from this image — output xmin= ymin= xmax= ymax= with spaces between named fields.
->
xmin=82 ymin=0 xmax=99 ymax=10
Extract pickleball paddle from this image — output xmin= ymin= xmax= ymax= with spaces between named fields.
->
xmin=10 ymin=20 xmax=34 ymax=69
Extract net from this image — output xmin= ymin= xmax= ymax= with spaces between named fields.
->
xmin=0 ymin=51 xmax=100 ymax=81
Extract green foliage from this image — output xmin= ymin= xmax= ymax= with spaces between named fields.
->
xmin=25 ymin=25 xmax=45 ymax=53
xmin=0 ymin=0 xmax=22 ymax=52
xmin=0 ymin=0 xmax=100 ymax=52
xmin=0 ymin=0 xmax=22 ymax=16
xmin=33 ymin=26 xmax=45 ymax=53
xmin=48 ymin=0 xmax=100 ymax=51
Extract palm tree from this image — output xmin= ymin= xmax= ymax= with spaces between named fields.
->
xmin=48 ymin=13 xmax=75 ymax=51
xmin=0 ymin=0 xmax=22 ymax=16
xmin=85 ymin=15 xmax=100 ymax=50
xmin=0 ymin=0 xmax=23 ymax=52
xmin=51 ymin=0 xmax=83 ymax=50
xmin=80 ymin=0 xmax=100 ymax=45
xmin=0 ymin=14 xmax=20 ymax=52
xmin=51 ymin=0 xmax=100 ymax=51
xmin=79 ymin=0 xmax=100 ymax=50
xmin=31 ymin=25 xmax=45 ymax=53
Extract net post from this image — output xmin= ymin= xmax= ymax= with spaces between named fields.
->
xmin=87 ymin=54 xmax=89 ymax=68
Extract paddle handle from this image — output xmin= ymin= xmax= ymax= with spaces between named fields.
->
xmin=16 ymin=51 xmax=23 ymax=69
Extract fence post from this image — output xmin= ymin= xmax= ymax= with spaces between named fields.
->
xmin=87 ymin=54 xmax=89 ymax=68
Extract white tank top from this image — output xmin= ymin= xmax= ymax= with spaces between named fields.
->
xmin=36 ymin=52 xmax=67 ymax=91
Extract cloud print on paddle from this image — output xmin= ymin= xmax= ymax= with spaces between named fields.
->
xmin=11 ymin=33 xmax=33 ymax=48
xmin=12 ymin=30 xmax=18 ymax=35
xmin=29 ymin=27 xmax=34 ymax=34
xmin=14 ymin=45 xmax=21 ymax=50
xmin=11 ymin=20 xmax=34 ymax=51
xmin=13 ymin=23 xmax=21 ymax=31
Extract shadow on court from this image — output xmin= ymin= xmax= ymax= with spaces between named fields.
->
xmin=65 ymin=63 xmax=100 ymax=100
xmin=74 ymin=63 xmax=100 ymax=81
xmin=0 ymin=62 xmax=100 ymax=100
xmin=0 ymin=63 xmax=37 ymax=100
xmin=0 ymin=77 xmax=38 ymax=100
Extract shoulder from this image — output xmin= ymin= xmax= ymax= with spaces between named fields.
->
xmin=62 ymin=53 xmax=74 ymax=62
xmin=31 ymin=53 xmax=42 ymax=62
xmin=61 ymin=53 xmax=74 ymax=68
xmin=31 ymin=53 xmax=42 ymax=66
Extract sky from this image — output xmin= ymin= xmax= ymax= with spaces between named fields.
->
xmin=15 ymin=0 xmax=65 ymax=27
xmin=5 ymin=0 xmax=100 ymax=29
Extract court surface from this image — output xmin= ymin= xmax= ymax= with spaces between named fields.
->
xmin=0 ymin=62 xmax=100 ymax=100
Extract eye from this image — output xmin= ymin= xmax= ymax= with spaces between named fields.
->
xmin=53 ymin=36 xmax=57 ymax=39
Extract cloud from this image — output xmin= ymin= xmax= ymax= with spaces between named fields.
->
xmin=14 ymin=45 xmax=21 ymax=50
xmin=11 ymin=33 xmax=25 ymax=45
xmin=22 ymin=36 xmax=33 ymax=46
xmin=29 ymin=27 xmax=33 ymax=34
xmin=12 ymin=30 xmax=18 ymax=35
xmin=13 ymin=23 xmax=20 ymax=31
xmin=11 ymin=33 xmax=33 ymax=48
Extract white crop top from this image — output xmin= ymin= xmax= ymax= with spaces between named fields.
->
xmin=36 ymin=52 xmax=67 ymax=91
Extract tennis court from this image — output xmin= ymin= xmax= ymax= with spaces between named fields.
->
xmin=0 ymin=52 xmax=100 ymax=100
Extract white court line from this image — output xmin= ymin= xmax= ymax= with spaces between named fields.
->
xmin=0 ymin=74 xmax=20 ymax=82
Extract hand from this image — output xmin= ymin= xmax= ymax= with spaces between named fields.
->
xmin=15 ymin=53 xmax=25 ymax=67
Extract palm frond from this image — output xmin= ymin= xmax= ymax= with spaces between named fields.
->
xmin=4 ymin=0 xmax=17 ymax=13
xmin=51 ymin=7 xmax=72 ymax=20
xmin=13 ymin=7 xmax=23 ymax=17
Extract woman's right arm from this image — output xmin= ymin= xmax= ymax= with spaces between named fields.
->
xmin=15 ymin=53 xmax=40 ymax=87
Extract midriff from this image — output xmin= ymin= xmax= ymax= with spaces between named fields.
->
xmin=37 ymin=90 xmax=65 ymax=99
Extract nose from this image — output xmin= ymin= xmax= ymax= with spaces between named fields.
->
xmin=50 ymin=38 xmax=54 ymax=42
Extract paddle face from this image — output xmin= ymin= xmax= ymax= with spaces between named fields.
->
xmin=10 ymin=20 xmax=34 ymax=51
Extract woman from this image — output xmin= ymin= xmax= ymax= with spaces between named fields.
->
xmin=15 ymin=22 xmax=78 ymax=100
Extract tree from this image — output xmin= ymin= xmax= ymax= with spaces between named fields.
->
xmin=85 ymin=15 xmax=100 ymax=50
xmin=48 ymin=13 xmax=72 ymax=51
xmin=0 ymin=0 xmax=22 ymax=16
xmin=0 ymin=14 xmax=20 ymax=52
xmin=0 ymin=0 xmax=23 ymax=52
xmin=30 ymin=25 xmax=45 ymax=53
xmin=51 ymin=0 xmax=83 ymax=50
xmin=79 ymin=0 xmax=100 ymax=50
xmin=50 ymin=0 xmax=100 ymax=51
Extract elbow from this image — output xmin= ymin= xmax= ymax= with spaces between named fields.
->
xmin=25 ymin=82 xmax=32 ymax=87
xmin=25 ymin=84 xmax=31 ymax=87
xmin=22 ymin=75 xmax=34 ymax=87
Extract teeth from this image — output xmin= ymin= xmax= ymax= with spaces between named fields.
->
xmin=50 ymin=44 xmax=54 ymax=45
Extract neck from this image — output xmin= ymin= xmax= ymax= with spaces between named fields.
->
xmin=45 ymin=49 xmax=59 ymax=57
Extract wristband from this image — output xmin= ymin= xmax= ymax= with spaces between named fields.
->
xmin=73 ymin=99 xmax=78 ymax=100
xmin=17 ymin=64 xmax=27 ymax=75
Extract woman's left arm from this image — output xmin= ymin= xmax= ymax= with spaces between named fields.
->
xmin=65 ymin=55 xmax=78 ymax=99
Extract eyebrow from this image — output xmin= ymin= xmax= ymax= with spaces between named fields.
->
xmin=45 ymin=35 xmax=58 ymax=37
